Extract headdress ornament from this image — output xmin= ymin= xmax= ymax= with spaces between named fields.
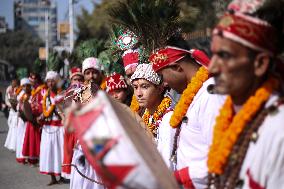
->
xmin=106 ymin=73 xmax=128 ymax=93
xmin=108 ymin=0 xmax=180 ymax=71
xmin=69 ymin=67 xmax=83 ymax=79
xmin=20 ymin=78 xmax=31 ymax=86
xmin=213 ymin=0 xmax=279 ymax=55
xmin=130 ymin=64 xmax=161 ymax=85
xmin=45 ymin=71 xmax=59 ymax=81
xmin=82 ymin=57 xmax=101 ymax=73
xmin=149 ymin=46 xmax=210 ymax=72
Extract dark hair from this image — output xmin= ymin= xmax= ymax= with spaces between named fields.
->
xmin=30 ymin=72 xmax=43 ymax=84
xmin=250 ymin=0 xmax=284 ymax=53
xmin=166 ymin=34 xmax=191 ymax=50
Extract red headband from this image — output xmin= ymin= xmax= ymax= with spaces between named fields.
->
xmin=213 ymin=13 xmax=278 ymax=54
xmin=70 ymin=67 xmax=83 ymax=79
xmin=149 ymin=46 xmax=210 ymax=72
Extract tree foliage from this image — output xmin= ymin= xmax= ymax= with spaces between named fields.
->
xmin=16 ymin=67 xmax=28 ymax=80
xmin=47 ymin=51 xmax=61 ymax=71
xmin=32 ymin=58 xmax=45 ymax=74
xmin=75 ymin=0 xmax=117 ymax=44
xmin=0 ymin=30 xmax=43 ymax=69
xmin=64 ymin=38 xmax=106 ymax=68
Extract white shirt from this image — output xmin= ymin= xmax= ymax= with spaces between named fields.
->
xmin=176 ymin=77 xmax=225 ymax=189
xmin=156 ymin=111 xmax=176 ymax=170
xmin=240 ymin=94 xmax=284 ymax=189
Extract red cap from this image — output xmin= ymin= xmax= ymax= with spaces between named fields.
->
xmin=149 ymin=46 xmax=209 ymax=72
xmin=106 ymin=73 xmax=128 ymax=93
xmin=213 ymin=13 xmax=278 ymax=55
xmin=69 ymin=67 xmax=83 ymax=79
xmin=122 ymin=49 xmax=139 ymax=72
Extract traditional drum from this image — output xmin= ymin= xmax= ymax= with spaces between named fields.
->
xmin=67 ymin=91 xmax=178 ymax=189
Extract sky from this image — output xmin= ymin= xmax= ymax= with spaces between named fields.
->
xmin=0 ymin=0 xmax=95 ymax=30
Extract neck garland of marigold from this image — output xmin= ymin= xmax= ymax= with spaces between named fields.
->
xmin=130 ymin=95 xmax=140 ymax=112
xmin=170 ymin=66 xmax=209 ymax=128
xmin=15 ymin=86 xmax=23 ymax=95
xmin=20 ymin=93 xmax=29 ymax=102
xmin=207 ymin=76 xmax=279 ymax=175
xmin=142 ymin=96 xmax=172 ymax=134
xmin=100 ymin=78 xmax=107 ymax=91
xmin=42 ymin=89 xmax=56 ymax=118
xmin=32 ymin=84 xmax=46 ymax=97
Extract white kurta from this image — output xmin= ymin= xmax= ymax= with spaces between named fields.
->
xmin=15 ymin=117 xmax=27 ymax=162
xmin=70 ymin=144 xmax=105 ymax=189
xmin=156 ymin=111 xmax=176 ymax=170
xmin=239 ymin=94 xmax=284 ymax=189
xmin=176 ymin=77 xmax=225 ymax=188
xmin=39 ymin=93 xmax=64 ymax=176
xmin=4 ymin=108 xmax=18 ymax=151
xmin=15 ymin=91 xmax=27 ymax=163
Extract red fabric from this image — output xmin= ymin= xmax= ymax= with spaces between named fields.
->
xmin=191 ymin=49 xmax=210 ymax=67
xmin=149 ymin=46 xmax=209 ymax=72
xmin=28 ymin=159 xmax=38 ymax=164
xmin=174 ymin=167 xmax=195 ymax=189
xmin=61 ymin=130 xmax=76 ymax=175
xmin=39 ymin=171 xmax=61 ymax=176
xmin=106 ymin=73 xmax=127 ymax=93
xmin=122 ymin=50 xmax=139 ymax=69
xmin=31 ymin=91 xmax=44 ymax=116
xmin=44 ymin=120 xmax=63 ymax=126
xmin=69 ymin=67 xmax=83 ymax=79
xmin=101 ymin=165 xmax=135 ymax=189
xmin=16 ymin=158 xmax=27 ymax=164
xmin=247 ymin=169 xmax=265 ymax=189
xmin=215 ymin=13 xmax=278 ymax=54
xmin=22 ymin=122 xmax=41 ymax=163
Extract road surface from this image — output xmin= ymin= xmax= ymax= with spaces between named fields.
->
xmin=0 ymin=112 xmax=69 ymax=189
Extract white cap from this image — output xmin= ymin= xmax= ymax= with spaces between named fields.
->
xmin=45 ymin=71 xmax=59 ymax=81
xmin=82 ymin=57 xmax=101 ymax=73
xmin=20 ymin=78 xmax=31 ymax=86
xmin=130 ymin=64 xmax=162 ymax=85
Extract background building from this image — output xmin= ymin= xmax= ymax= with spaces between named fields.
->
xmin=0 ymin=17 xmax=8 ymax=33
xmin=14 ymin=0 xmax=58 ymax=47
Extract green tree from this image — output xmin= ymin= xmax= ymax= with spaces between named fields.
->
xmin=75 ymin=0 xmax=117 ymax=44
xmin=0 ymin=30 xmax=43 ymax=69
xmin=47 ymin=51 xmax=61 ymax=71
xmin=66 ymin=38 xmax=106 ymax=68
xmin=32 ymin=58 xmax=45 ymax=74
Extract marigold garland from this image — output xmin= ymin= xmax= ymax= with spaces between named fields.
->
xmin=42 ymin=90 xmax=56 ymax=118
xmin=100 ymin=78 xmax=107 ymax=91
xmin=170 ymin=66 xmax=209 ymax=128
xmin=130 ymin=95 xmax=140 ymax=112
xmin=207 ymin=77 xmax=279 ymax=175
xmin=20 ymin=93 xmax=29 ymax=102
xmin=15 ymin=86 xmax=23 ymax=95
xmin=142 ymin=96 xmax=172 ymax=134
xmin=32 ymin=84 xmax=46 ymax=97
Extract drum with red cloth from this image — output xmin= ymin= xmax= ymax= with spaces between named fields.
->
xmin=67 ymin=91 xmax=178 ymax=189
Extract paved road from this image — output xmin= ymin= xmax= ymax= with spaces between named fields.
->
xmin=0 ymin=112 xmax=69 ymax=189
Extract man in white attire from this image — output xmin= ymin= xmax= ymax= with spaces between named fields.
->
xmin=206 ymin=0 xmax=284 ymax=188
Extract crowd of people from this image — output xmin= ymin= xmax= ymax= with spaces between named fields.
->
xmin=3 ymin=0 xmax=284 ymax=188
